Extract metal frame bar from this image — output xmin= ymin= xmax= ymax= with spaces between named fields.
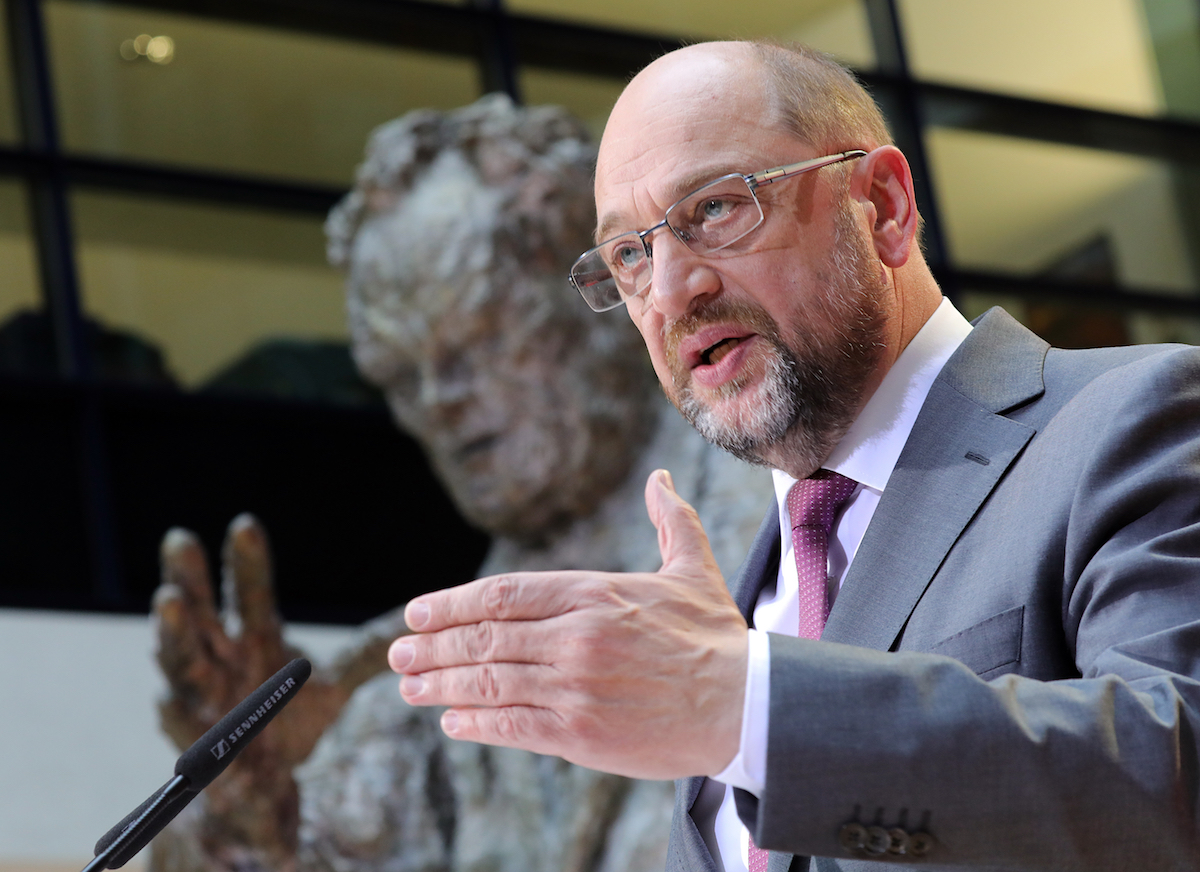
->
xmin=4 ymin=0 xmax=90 ymax=379
xmin=0 ymin=147 xmax=345 ymax=214
xmin=5 ymin=0 xmax=127 ymax=604
xmin=862 ymin=0 xmax=949 ymax=272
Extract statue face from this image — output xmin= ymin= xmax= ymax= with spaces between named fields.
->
xmin=357 ymin=294 xmax=599 ymax=537
xmin=345 ymin=152 xmax=655 ymax=539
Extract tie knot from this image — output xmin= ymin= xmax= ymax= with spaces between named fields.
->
xmin=786 ymin=470 xmax=857 ymax=533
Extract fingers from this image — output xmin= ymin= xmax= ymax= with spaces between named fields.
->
xmin=644 ymin=469 xmax=722 ymax=578
xmin=222 ymin=513 xmax=285 ymax=653
xmin=403 ymin=570 xmax=594 ymax=634
xmin=155 ymin=528 xmax=230 ymax=683
xmin=398 ymin=661 xmax=557 ymax=707
xmin=160 ymin=526 xmax=219 ymax=620
xmin=437 ymin=705 xmax=569 ymax=758
xmin=155 ymin=528 xmax=237 ymax=747
xmin=433 ymin=705 xmax=650 ymax=778
xmin=432 ymin=705 xmax=643 ymax=778
xmin=388 ymin=617 xmax=556 ymax=675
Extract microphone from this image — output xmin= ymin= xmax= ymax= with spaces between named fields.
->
xmin=85 ymin=658 xmax=311 ymax=871
xmin=174 ymin=656 xmax=311 ymax=791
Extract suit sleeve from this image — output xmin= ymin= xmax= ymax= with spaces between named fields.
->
xmin=739 ymin=349 xmax=1200 ymax=871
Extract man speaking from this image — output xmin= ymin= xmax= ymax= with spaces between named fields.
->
xmin=386 ymin=40 xmax=1200 ymax=871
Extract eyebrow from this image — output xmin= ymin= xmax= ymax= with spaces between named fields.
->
xmin=593 ymin=163 xmax=749 ymax=243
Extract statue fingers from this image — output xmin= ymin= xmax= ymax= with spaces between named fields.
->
xmin=155 ymin=528 xmax=230 ymax=690
xmin=221 ymin=513 xmax=286 ymax=661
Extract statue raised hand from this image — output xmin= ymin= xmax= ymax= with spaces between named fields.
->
xmin=151 ymin=513 xmax=406 ymax=872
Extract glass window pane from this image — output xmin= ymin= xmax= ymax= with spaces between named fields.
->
xmin=520 ymin=67 xmax=623 ymax=142
xmin=1143 ymin=0 xmax=1200 ymax=121
xmin=960 ymin=291 xmax=1200 ymax=348
xmin=509 ymin=0 xmax=875 ymax=68
xmin=926 ymin=128 xmax=1199 ymax=294
xmin=45 ymin=0 xmax=481 ymax=186
xmin=0 ymin=0 xmax=22 ymax=143
xmin=899 ymin=0 xmax=1187 ymax=118
xmin=0 ymin=179 xmax=39 ymax=322
xmin=72 ymin=190 xmax=376 ymax=404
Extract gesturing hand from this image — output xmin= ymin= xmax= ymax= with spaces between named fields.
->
xmin=388 ymin=469 xmax=749 ymax=781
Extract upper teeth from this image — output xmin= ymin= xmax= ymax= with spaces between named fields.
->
xmin=704 ymin=337 xmax=741 ymax=365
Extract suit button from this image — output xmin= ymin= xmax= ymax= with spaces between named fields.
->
xmin=887 ymin=828 xmax=909 ymax=855
xmin=908 ymin=831 xmax=934 ymax=857
xmin=865 ymin=826 xmax=890 ymax=855
xmin=838 ymin=823 xmax=867 ymax=852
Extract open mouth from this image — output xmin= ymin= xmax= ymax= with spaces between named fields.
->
xmin=700 ymin=336 xmax=745 ymax=367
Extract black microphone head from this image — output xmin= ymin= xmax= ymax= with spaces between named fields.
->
xmin=174 ymin=657 xmax=311 ymax=791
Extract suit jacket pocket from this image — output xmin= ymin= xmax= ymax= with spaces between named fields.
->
xmin=928 ymin=605 xmax=1024 ymax=680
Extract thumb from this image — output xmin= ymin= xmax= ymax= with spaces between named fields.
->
xmin=645 ymin=469 xmax=721 ymax=578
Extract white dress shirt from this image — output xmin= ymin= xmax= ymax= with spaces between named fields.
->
xmin=693 ymin=298 xmax=973 ymax=872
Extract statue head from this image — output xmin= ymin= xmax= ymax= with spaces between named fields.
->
xmin=327 ymin=95 xmax=658 ymax=540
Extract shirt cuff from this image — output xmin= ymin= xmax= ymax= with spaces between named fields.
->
xmin=712 ymin=628 xmax=769 ymax=796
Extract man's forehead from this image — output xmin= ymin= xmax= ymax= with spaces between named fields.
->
xmin=597 ymin=48 xmax=767 ymax=165
xmin=593 ymin=43 xmax=792 ymax=239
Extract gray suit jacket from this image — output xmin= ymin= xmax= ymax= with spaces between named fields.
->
xmin=668 ymin=308 xmax=1200 ymax=871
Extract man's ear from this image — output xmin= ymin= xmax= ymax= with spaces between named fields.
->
xmin=850 ymin=146 xmax=919 ymax=268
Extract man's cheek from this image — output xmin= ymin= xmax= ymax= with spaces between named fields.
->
xmin=627 ymin=304 xmax=662 ymax=352
xmin=641 ymin=344 xmax=676 ymax=395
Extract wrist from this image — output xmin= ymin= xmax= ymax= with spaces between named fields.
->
xmin=711 ymin=628 xmax=768 ymax=796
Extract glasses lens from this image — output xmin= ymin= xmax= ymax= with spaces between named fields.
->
xmin=571 ymin=232 xmax=650 ymax=311
xmin=600 ymin=232 xmax=650 ymax=288
xmin=571 ymin=259 xmax=622 ymax=312
xmin=667 ymin=175 xmax=763 ymax=253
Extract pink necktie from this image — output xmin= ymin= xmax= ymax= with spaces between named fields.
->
xmin=786 ymin=469 xmax=857 ymax=639
xmin=748 ymin=469 xmax=857 ymax=872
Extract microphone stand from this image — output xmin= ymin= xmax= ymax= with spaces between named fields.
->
xmin=81 ymin=657 xmax=310 ymax=872
xmin=82 ymin=775 xmax=190 ymax=872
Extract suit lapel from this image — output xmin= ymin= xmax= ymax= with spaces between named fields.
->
xmin=824 ymin=308 xmax=1048 ymax=651
xmin=730 ymin=501 xmax=782 ymax=619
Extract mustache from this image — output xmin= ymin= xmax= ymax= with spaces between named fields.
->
xmin=663 ymin=297 xmax=782 ymax=362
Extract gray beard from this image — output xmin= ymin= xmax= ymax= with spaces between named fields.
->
xmin=674 ymin=320 xmax=868 ymax=474
xmin=675 ymin=329 xmax=806 ymax=468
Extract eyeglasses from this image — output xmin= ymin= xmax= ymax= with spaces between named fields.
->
xmin=569 ymin=150 xmax=868 ymax=312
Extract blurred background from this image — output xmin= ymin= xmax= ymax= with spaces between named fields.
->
xmin=0 ymin=0 xmax=1197 ymax=867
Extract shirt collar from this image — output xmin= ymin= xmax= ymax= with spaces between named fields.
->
xmin=772 ymin=296 xmax=973 ymax=502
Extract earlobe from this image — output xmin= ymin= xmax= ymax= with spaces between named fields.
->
xmin=855 ymin=146 xmax=918 ymax=269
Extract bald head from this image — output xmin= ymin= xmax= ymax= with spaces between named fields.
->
xmin=601 ymin=42 xmax=890 ymax=176
xmin=596 ymin=41 xmax=893 ymax=241
xmin=596 ymin=44 xmax=784 ymax=244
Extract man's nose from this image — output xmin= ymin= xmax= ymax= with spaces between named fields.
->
xmin=645 ymin=234 xmax=720 ymax=318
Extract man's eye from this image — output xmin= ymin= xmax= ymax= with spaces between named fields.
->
xmin=611 ymin=243 xmax=643 ymax=269
xmin=700 ymin=197 xmax=733 ymax=221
